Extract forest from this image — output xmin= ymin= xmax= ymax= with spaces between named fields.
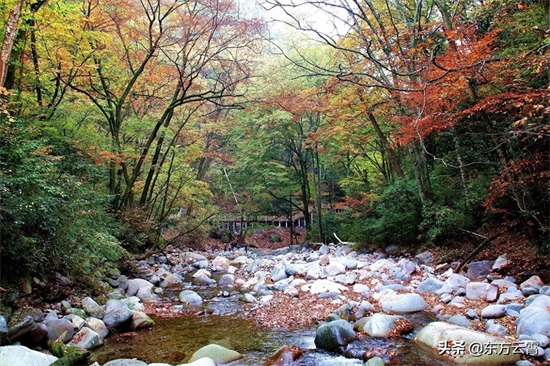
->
xmin=0 ymin=0 xmax=549 ymax=288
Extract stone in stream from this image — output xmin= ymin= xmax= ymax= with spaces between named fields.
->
xmin=103 ymin=359 xmax=148 ymax=366
xmin=211 ymin=256 xmax=231 ymax=271
xmin=358 ymin=313 xmax=413 ymax=337
xmin=68 ymin=326 xmax=104 ymax=349
xmin=218 ymin=274 xmax=235 ymax=287
xmin=354 ymin=301 xmax=376 ymax=320
xmin=193 ymin=269 xmax=212 ymax=278
xmin=177 ymin=358 xmax=217 ymax=366
xmin=126 ymin=278 xmax=156 ymax=300
xmin=0 ymin=345 xmax=58 ymax=366
xmin=130 ymin=310 xmax=154 ymax=330
xmin=179 ymin=290 xmax=203 ymax=306
xmin=119 ymin=297 xmax=143 ymax=312
xmin=102 ymin=300 xmax=133 ymax=331
xmin=314 ymin=319 xmax=357 ymax=352
xmin=159 ymin=273 xmax=182 ymax=288
xmin=365 ymin=356 xmax=386 ymax=366
xmin=188 ymin=344 xmax=243 ymax=364
xmin=415 ymin=321 xmax=521 ymax=364
xmin=264 ymin=345 xmax=305 ymax=366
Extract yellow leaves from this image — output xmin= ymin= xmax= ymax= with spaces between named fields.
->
xmin=511 ymin=117 xmax=528 ymax=128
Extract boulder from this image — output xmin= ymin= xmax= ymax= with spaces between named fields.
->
xmin=445 ymin=274 xmax=470 ymax=289
xmin=306 ymin=266 xmax=321 ymax=280
xmin=415 ymin=321 xmax=520 ymax=364
xmin=126 ymin=279 xmax=156 ymax=300
xmin=0 ymin=345 xmax=58 ymax=366
xmin=334 ymin=272 xmax=357 ymax=285
xmin=193 ymin=269 xmax=212 ymax=278
xmin=0 ymin=315 xmax=8 ymax=342
xmin=380 ymin=293 xmax=428 ymax=313
xmin=131 ymin=311 xmax=154 ymax=330
xmin=465 ymin=282 xmax=498 ymax=301
xmin=46 ymin=317 xmax=75 ymax=342
xmin=188 ymin=344 xmax=242 ymax=364
xmin=447 ymin=315 xmax=473 ymax=327
xmin=415 ymin=251 xmax=435 ymax=265
xmin=264 ymin=344 xmax=305 ymax=366
xmin=179 ymin=290 xmax=203 ymax=306
xmin=271 ymin=264 xmax=288 ymax=282
xmin=81 ymin=297 xmax=104 ymax=318
xmin=416 ymin=277 xmax=445 ymax=294
xmin=325 ymin=261 xmax=346 ymax=276
xmin=517 ymin=309 xmax=550 ymax=336
xmin=159 ymin=273 xmax=182 ymax=288
xmin=121 ymin=296 xmax=145 ymax=311
xmin=103 ymin=359 xmax=148 ymax=366
xmin=6 ymin=315 xmax=35 ymax=342
xmin=354 ymin=301 xmax=376 ymax=319
xmin=520 ymin=276 xmax=545 ymax=295
xmin=492 ymin=254 xmax=508 ymax=270
xmin=68 ymin=326 xmax=104 ymax=349
xmin=86 ymin=317 xmax=109 ymax=338
xmin=309 ymin=279 xmax=347 ymax=294
xmin=211 ymin=256 xmax=231 ymax=271
xmin=314 ymin=319 xmax=357 ymax=352
xmin=103 ymin=300 xmax=133 ymax=331
xmin=480 ymin=305 xmax=507 ymax=318
xmin=218 ymin=274 xmax=235 ymax=287
xmin=359 ymin=313 xmax=413 ymax=337
xmin=64 ymin=314 xmax=86 ymax=331
xmin=466 ymin=260 xmax=493 ymax=280
xmin=365 ymin=356 xmax=386 ymax=366
xmin=177 ymin=358 xmax=216 ymax=366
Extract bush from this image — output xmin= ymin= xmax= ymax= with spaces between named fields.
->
xmin=349 ymin=179 xmax=422 ymax=247
xmin=0 ymin=116 xmax=126 ymax=285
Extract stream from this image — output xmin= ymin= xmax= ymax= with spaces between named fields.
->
xmin=90 ymin=276 xmax=458 ymax=365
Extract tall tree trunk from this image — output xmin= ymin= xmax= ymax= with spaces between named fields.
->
xmin=0 ymin=0 xmax=25 ymax=88
xmin=313 ymin=147 xmax=324 ymax=243
xmin=409 ymin=142 xmax=433 ymax=204
xmin=367 ymin=112 xmax=404 ymax=179
xmin=452 ymin=127 xmax=468 ymax=197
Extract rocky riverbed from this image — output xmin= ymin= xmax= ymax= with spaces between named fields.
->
xmin=1 ymin=243 xmax=549 ymax=366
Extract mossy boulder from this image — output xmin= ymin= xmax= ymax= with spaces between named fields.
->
xmin=314 ymin=319 xmax=356 ymax=352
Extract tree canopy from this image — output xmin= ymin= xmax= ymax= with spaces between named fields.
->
xmin=1 ymin=0 xmax=548 ymax=285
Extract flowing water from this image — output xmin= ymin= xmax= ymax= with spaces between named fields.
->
xmin=90 ymin=286 xmax=457 ymax=366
